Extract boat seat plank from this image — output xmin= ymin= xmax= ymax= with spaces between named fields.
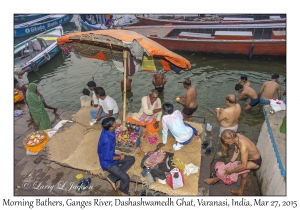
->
xmin=223 ymin=17 xmax=254 ymax=21
xmin=269 ymin=16 xmax=281 ymax=19
xmin=179 ymin=32 xmax=214 ymax=39
xmin=215 ymin=31 xmax=252 ymax=40
xmin=271 ymin=30 xmax=286 ymax=39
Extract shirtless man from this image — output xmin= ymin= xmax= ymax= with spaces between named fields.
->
xmin=121 ymin=74 xmax=132 ymax=91
xmin=176 ymin=78 xmax=198 ymax=121
xmin=152 ymin=72 xmax=167 ymax=93
xmin=238 ymin=74 xmax=250 ymax=87
xmin=216 ymin=94 xmax=241 ymax=157
xmin=204 ymin=129 xmax=261 ymax=196
xmin=258 ymin=73 xmax=281 ymax=105
xmin=235 ymin=84 xmax=259 ymax=110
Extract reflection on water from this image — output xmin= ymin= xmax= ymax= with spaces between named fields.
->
xmin=15 ymin=15 xmax=286 ymax=147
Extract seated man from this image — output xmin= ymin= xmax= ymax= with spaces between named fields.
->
xmin=80 ymin=88 xmax=92 ymax=107
xmin=204 ymin=129 xmax=261 ymax=196
xmin=87 ymin=81 xmax=98 ymax=108
xmin=161 ymin=103 xmax=200 ymax=151
xmin=97 ymin=117 xmax=135 ymax=196
xmin=90 ymin=87 xmax=119 ymax=123
xmin=235 ymin=84 xmax=259 ymax=110
xmin=126 ymin=89 xmax=162 ymax=134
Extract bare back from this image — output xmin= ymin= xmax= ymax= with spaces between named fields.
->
xmin=260 ymin=81 xmax=281 ymax=99
xmin=241 ymin=86 xmax=258 ymax=99
xmin=183 ymin=86 xmax=198 ymax=108
xmin=238 ymin=134 xmax=261 ymax=160
xmin=121 ymin=77 xmax=132 ymax=91
xmin=152 ymin=74 xmax=166 ymax=86
xmin=219 ymin=104 xmax=241 ymax=127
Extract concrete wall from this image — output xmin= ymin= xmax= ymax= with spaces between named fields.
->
xmin=256 ymin=122 xmax=286 ymax=195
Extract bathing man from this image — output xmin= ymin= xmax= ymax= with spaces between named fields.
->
xmin=258 ymin=73 xmax=281 ymax=105
xmin=216 ymin=94 xmax=241 ymax=157
xmin=176 ymin=78 xmax=198 ymax=121
xmin=152 ymin=71 xmax=167 ymax=93
xmin=235 ymin=84 xmax=259 ymax=110
xmin=204 ymin=129 xmax=261 ymax=196
xmin=238 ymin=74 xmax=251 ymax=87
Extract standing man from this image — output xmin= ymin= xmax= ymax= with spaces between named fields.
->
xmin=238 ymin=74 xmax=251 ymax=87
xmin=258 ymin=73 xmax=281 ymax=105
xmin=235 ymin=84 xmax=259 ymax=110
xmin=98 ymin=117 xmax=135 ymax=196
xmin=152 ymin=71 xmax=167 ymax=93
xmin=87 ymin=81 xmax=98 ymax=108
xmin=121 ymin=74 xmax=132 ymax=91
xmin=90 ymin=87 xmax=119 ymax=123
xmin=215 ymin=94 xmax=241 ymax=157
xmin=105 ymin=15 xmax=114 ymax=28
xmin=176 ymin=78 xmax=198 ymax=121
xmin=204 ymin=129 xmax=261 ymax=196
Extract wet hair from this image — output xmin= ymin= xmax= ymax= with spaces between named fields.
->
xmin=226 ymin=95 xmax=236 ymax=104
xmin=183 ymin=78 xmax=191 ymax=86
xmin=82 ymin=88 xmax=90 ymax=96
xmin=149 ymin=89 xmax=158 ymax=96
xmin=221 ymin=129 xmax=237 ymax=142
xmin=162 ymin=102 xmax=174 ymax=114
xmin=94 ymin=87 xmax=105 ymax=96
xmin=240 ymin=74 xmax=248 ymax=80
xmin=235 ymin=84 xmax=243 ymax=91
xmin=87 ymin=81 xmax=96 ymax=87
xmin=102 ymin=117 xmax=115 ymax=130
xmin=271 ymin=74 xmax=279 ymax=79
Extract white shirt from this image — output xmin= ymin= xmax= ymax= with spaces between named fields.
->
xmin=91 ymin=90 xmax=98 ymax=106
xmin=98 ymin=95 xmax=119 ymax=114
xmin=80 ymin=95 xmax=92 ymax=107
xmin=124 ymin=15 xmax=131 ymax=23
xmin=14 ymin=72 xmax=29 ymax=87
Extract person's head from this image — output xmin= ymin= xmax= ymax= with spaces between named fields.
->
xmin=101 ymin=117 xmax=116 ymax=131
xmin=240 ymin=74 xmax=248 ymax=81
xmin=110 ymin=15 xmax=113 ymax=18
xmin=271 ymin=74 xmax=279 ymax=80
xmin=183 ymin=78 xmax=191 ymax=87
xmin=94 ymin=87 xmax=106 ymax=99
xmin=148 ymin=89 xmax=158 ymax=103
xmin=221 ymin=129 xmax=237 ymax=145
xmin=235 ymin=84 xmax=243 ymax=93
xmin=87 ymin=81 xmax=96 ymax=91
xmin=225 ymin=94 xmax=236 ymax=105
xmin=82 ymin=88 xmax=90 ymax=96
xmin=162 ymin=102 xmax=174 ymax=115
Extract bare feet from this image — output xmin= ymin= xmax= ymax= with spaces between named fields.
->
xmin=204 ymin=177 xmax=219 ymax=185
xmin=229 ymin=188 xmax=243 ymax=196
xmin=118 ymin=190 xmax=128 ymax=196
xmin=107 ymin=177 xmax=116 ymax=191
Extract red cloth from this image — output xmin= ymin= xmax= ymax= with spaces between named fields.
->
xmin=214 ymin=161 xmax=250 ymax=185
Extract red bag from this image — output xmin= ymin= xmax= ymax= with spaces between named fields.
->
xmin=166 ymin=168 xmax=184 ymax=189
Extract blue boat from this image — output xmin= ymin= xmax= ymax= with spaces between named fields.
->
xmin=78 ymin=14 xmax=139 ymax=31
xmin=14 ymin=14 xmax=49 ymax=23
xmin=14 ymin=26 xmax=64 ymax=73
xmin=14 ymin=14 xmax=73 ymax=37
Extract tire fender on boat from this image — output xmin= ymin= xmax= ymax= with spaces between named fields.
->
xmin=44 ymin=52 xmax=51 ymax=61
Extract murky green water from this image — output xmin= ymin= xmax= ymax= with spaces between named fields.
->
xmin=15 ymin=16 xmax=286 ymax=145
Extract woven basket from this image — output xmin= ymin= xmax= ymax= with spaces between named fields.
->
xmin=23 ymin=130 xmax=48 ymax=147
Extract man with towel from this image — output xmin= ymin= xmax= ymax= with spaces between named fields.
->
xmin=126 ymin=89 xmax=162 ymax=134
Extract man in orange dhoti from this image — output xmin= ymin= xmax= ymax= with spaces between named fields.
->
xmin=126 ymin=89 xmax=162 ymax=134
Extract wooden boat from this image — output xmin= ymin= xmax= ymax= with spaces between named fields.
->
xmin=14 ymin=14 xmax=73 ymax=37
xmin=14 ymin=26 xmax=64 ymax=73
xmin=136 ymin=14 xmax=286 ymax=26
xmin=124 ymin=23 xmax=286 ymax=57
xmin=78 ymin=14 xmax=139 ymax=31
xmin=14 ymin=14 xmax=49 ymax=23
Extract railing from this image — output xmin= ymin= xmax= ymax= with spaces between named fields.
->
xmin=262 ymin=107 xmax=286 ymax=177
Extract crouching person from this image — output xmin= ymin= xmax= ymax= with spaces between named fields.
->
xmin=97 ymin=117 xmax=135 ymax=196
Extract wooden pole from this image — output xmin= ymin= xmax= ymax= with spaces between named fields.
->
xmin=122 ymin=50 xmax=128 ymax=130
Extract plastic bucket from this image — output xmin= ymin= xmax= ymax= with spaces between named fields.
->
xmin=206 ymin=123 xmax=212 ymax=131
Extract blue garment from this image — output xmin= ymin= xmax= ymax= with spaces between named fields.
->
xmin=90 ymin=110 xmax=118 ymax=123
xmin=169 ymin=123 xmax=198 ymax=145
xmin=97 ymin=129 xmax=119 ymax=170
xmin=259 ymin=97 xmax=270 ymax=105
xmin=249 ymin=97 xmax=260 ymax=107
xmin=97 ymin=14 xmax=106 ymax=25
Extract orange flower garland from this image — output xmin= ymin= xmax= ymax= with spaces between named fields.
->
xmin=24 ymin=133 xmax=50 ymax=153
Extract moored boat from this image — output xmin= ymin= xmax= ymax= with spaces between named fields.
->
xmin=14 ymin=14 xmax=73 ymax=37
xmin=136 ymin=14 xmax=286 ymax=26
xmin=14 ymin=26 xmax=64 ymax=73
xmin=78 ymin=14 xmax=139 ymax=31
xmin=14 ymin=14 xmax=49 ymax=23
xmin=124 ymin=23 xmax=286 ymax=57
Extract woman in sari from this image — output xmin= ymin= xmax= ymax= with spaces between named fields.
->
xmin=26 ymin=83 xmax=52 ymax=130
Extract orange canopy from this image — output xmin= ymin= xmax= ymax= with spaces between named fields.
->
xmin=57 ymin=29 xmax=191 ymax=70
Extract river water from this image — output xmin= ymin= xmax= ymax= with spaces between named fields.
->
xmin=14 ymin=15 xmax=286 ymax=147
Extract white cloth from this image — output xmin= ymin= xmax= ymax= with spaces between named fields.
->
xmin=91 ymin=90 xmax=98 ymax=106
xmin=124 ymin=14 xmax=131 ymax=23
xmin=270 ymin=99 xmax=286 ymax=112
xmin=80 ymin=95 xmax=92 ymax=107
xmin=98 ymin=95 xmax=119 ymax=114
xmin=219 ymin=124 xmax=238 ymax=137
xmin=184 ymin=163 xmax=199 ymax=175
xmin=14 ymin=72 xmax=29 ymax=87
